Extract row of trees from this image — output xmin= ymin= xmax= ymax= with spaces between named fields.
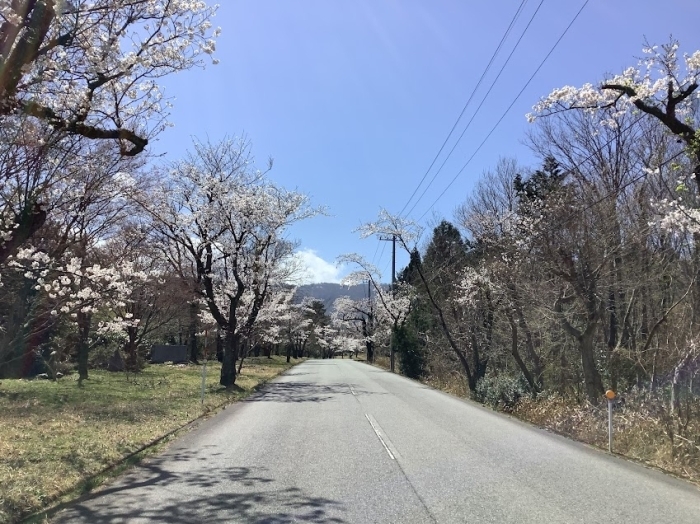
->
xmin=0 ymin=1 xmax=355 ymax=385
xmin=344 ymin=41 xmax=700 ymax=417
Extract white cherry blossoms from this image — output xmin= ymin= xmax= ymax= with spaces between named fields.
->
xmin=8 ymin=246 xmax=147 ymax=328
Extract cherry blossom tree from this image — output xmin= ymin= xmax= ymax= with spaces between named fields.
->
xmin=9 ymin=245 xmax=145 ymax=382
xmin=332 ymin=294 xmax=377 ymax=362
xmin=337 ymin=253 xmax=412 ymax=368
xmin=0 ymin=0 xmax=219 ymax=266
xmin=100 ymin=225 xmax=184 ymax=371
xmin=455 ymin=160 xmax=545 ymax=393
xmin=0 ymin=0 xmax=219 ymax=155
xmin=0 ymin=140 xmax=151 ymax=376
xmin=144 ymin=137 xmax=319 ymax=387
xmin=529 ymin=39 xmax=700 ymax=226
xmin=358 ymin=210 xmax=495 ymax=393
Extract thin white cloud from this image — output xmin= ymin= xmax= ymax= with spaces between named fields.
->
xmin=293 ymin=249 xmax=345 ymax=284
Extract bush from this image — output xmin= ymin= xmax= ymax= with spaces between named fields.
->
xmin=394 ymin=324 xmax=426 ymax=379
xmin=476 ymin=373 xmax=530 ymax=410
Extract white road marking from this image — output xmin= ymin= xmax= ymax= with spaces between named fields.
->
xmin=365 ymin=413 xmax=396 ymax=460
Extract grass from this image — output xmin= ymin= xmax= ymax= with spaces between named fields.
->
xmin=0 ymin=356 xmax=300 ymax=524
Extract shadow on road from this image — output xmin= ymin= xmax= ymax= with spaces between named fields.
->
xmin=54 ymin=448 xmax=347 ymax=523
xmin=246 ymin=381 xmax=382 ymax=403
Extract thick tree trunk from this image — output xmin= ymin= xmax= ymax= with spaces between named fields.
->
xmin=188 ymin=301 xmax=198 ymax=363
xmin=555 ymin=295 xmax=604 ymax=402
xmin=219 ymin=329 xmax=238 ymax=387
xmin=0 ymin=202 xmax=47 ymax=264
xmin=366 ymin=341 xmax=374 ymax=363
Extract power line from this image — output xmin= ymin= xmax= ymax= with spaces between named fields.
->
xmin=405 ymin=111 xmax=655 ymax=281
xmin=404 ymin=0 xmax=545 ymax=218
xmin=370 ymin=238 xmax=381 ymax=265
xmin=397 ymin=0 xmax=530 ymax=217
xmin=413 ymin=147 xmax=687 ymax=287
xmin=376 ymin=241 xmax=388 ymax=274
xmin=416 ymin=0 xmax=590 ymax=222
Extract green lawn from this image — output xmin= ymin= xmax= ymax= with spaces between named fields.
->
xmin=0 ymin=356 xmax=299 ymax=524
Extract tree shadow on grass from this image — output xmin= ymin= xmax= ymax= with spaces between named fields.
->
xmin=52 ymin=448 xmax=347 ymax=524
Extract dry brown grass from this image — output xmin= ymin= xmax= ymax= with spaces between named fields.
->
xmin=0 ymin=356 xmax=299 ymax=524
xmin=411 ymin=370 xmax=700 ymax=484
xmin=514 ymin=393 xmax=700 ymax=483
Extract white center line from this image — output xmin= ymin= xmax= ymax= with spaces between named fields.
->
xmin=365 ymin=413 xmax=395 ymax=460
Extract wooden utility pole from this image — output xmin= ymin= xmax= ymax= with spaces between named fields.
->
xmin=380 ymin=235 xmax=397 ymax=372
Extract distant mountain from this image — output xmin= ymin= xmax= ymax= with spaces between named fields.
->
xmin=293 ymin=283 xmax=368 ymax=312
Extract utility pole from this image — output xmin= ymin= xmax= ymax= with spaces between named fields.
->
xmin=367 ymin=279 xmax=373 ymax=363
xmin=379 ymin=235 xmax=397 ymax=372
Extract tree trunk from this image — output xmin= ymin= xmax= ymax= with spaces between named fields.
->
xmin=507 ymin=311 xmax=540 ymax=393
xmin=0 ymin=202 xmax=47 ymax=264
xmin=514 ymin=300 xmax=543 ymax=387
xmin=671 ymin=348 xmax=696 ymax=416
xmin=188 ymin=301 xmax=198 ymax=363
xmin=124 ymin=326 xmax=139 ymax=371
xmin=76 ymin=312 xmax=92 ymax=383
xmin=219 ymin=329 xmax=238 ymax=387
xmin=580 ymin=326 xmax=604 ymax=402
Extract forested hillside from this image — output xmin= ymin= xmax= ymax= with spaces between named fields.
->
xmin=294 ymin=283 xmax=367 ymax=312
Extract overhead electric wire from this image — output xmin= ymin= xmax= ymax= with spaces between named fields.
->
xmin=404 ymin=0 xmax=545 ymax=219
xmin=414 ymin=146 xmax=687 ymax=287
xmin=397 ymin=0 xmax=530 ymax=217
xmin=415 ymin=0 xmax=590 ymax=222
xmin=370 ymin=239 xmax=381 ymax=265
xmin=376 ymin=241 xmax=388 ymax=272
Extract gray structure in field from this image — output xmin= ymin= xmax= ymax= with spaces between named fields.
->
xmin=150 ymin=345 xmax=188 ymax=364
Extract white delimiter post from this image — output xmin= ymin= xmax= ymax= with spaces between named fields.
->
xmin=605 ymin=389 xmax=616 ymax=453
xmin=608 ymin=399 xmax=613 ymax=452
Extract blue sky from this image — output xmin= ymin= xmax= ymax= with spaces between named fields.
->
xmin=153 ymin=0 xmax=700 ymax=283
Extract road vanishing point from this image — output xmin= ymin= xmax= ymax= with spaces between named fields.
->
xmin=55 ymin=359 xmax=700 ymax=523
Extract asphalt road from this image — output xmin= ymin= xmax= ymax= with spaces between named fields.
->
xmin=54 ymin=359 xmax=700 ymax=523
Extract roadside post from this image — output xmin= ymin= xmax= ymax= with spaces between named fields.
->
xmin=201 ymin=330 xmax=208 ymax=405
xmin=605 ymin=389 xmax=616 ymax=453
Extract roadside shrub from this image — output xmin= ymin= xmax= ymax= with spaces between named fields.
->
xmin=395 ymin=324 xmax=426 ymax=379
xmin=476 ymin=373 xmax=530 ymax=410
